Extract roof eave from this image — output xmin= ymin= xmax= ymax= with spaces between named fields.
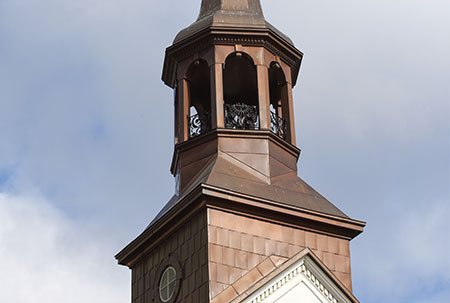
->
xmin=115 ymin=183 xmax=365 ymax=267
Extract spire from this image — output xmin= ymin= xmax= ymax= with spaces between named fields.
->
xmin=197 ymin=0 xmax=265 ymax=22
xmin=174 ymin=0 xmax=293 ymax=45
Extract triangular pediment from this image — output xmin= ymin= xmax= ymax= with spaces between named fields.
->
xmin=212 ymin=248 xmax=358 ymax=303
xmin=240 ymin=252 xmax=357 ymax=303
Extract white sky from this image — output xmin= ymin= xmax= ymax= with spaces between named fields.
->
xmin=0 ymin=0 xmax=448 ymax=302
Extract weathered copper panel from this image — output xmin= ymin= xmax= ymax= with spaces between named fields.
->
xmin=178 ymin=137 xmax=218 ymax=168
xmin=218 ymin=136 xmax=268 ymax=154
xmin=221 ymin=0 xmax=250 ymax=11
xmin=268 ymin=140 xmax=298 ymax=171
xmin=226 ymin=152 xmax=270 ymax=177
xmin=207 ymin=208 xmax=353 ymax=297
xmin=214 ymin=45 xmax=236 ymax=65
xmin=208 ymin=154 xmax=268 ymax=183
xmin=180 ymin=155 xmax=215 ymax=193
xmin=204 ymin=156 xmax=349 ymax=218
xmin=241 ymin=46 xmax=265 ymax=66
xmin=173 ymin=0 xmax=296 ymax=49
xmin=269 ymin=156 xmax=295 ymax=178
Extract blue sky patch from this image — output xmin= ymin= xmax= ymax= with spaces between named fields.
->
xmin=0 ymin=169 xmax=13 ymax=189
xmin=89 ymin=118 xmax=108 ymax=142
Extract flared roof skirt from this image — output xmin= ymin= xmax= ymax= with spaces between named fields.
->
xmin=174 ymin=0 xmax=295 ymax=46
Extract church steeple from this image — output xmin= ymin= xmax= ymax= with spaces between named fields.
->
xmin=197 ymin=0 xmax=264 ymax=21
xmin=117 ymin=1 xmax=365 ymax=302
xmin=161 ymin=0 xmax=306 ymax=197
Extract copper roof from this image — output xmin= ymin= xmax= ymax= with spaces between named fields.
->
xmin=173 ymin=0 xmax=295 ymax=45
xmin=150 ymin=153 xmax=349 ymax=228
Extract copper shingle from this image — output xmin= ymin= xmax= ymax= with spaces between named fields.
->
xmin=174 ymin=0 xmax=294 ymax=46
xmin=149 ymin=150 xmax=350 ymax=231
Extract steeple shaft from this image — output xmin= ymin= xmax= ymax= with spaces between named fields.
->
xmin=198 ymin=0 xmax=264 ymax=21
xmin=174 ymin=0 xmax=272 ymax=43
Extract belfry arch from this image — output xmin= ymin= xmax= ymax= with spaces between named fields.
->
xmin=223 ymin=52 xmax=259 ymax=130
xmin=269 ymin=61 xmax=290 ymax=139
xmin=186 ymin=59 xmax=212 ymax=138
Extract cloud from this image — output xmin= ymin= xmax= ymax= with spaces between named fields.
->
xmin=263 ymin=0 xmax=449 ymax=143
xmin=0 ymin=192 xmax=130 ymax=303
xmin=0 ymin=0 xmax=182 ymax=232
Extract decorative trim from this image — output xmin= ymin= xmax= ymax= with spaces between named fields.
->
xmin=301 ymin=263 xmax=338 ymax=303
xmin=244 ymin=255 xmax=351 ymax=303
xmin=168 ymin=35 xmax=298 ymax=69
xmin=163 ymin=29 xmax=303 ymax=88
xmin=211 ymin=36 xmax=298 ymax=67
xmin=246 ymin=265 xmax=300 ymax=303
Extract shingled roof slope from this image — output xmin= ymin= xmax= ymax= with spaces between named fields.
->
xmin=148 ymin=153 xmax=349 ymax=230
xmin=174 ymin=0 xmax=295 ymax=45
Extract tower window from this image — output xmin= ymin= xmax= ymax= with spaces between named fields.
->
xmin=159 ymin=266 xmax=177 ymax=302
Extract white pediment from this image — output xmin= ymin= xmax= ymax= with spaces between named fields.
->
xmin=241 ymin=254 xmax=353 ymax=303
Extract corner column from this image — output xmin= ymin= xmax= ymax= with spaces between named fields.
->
xmin=177 ymin=78 xmax=190 ymax=142
xmin=281 ymin=81 xmax=296 ymax=145
xmin=210 ymin=63 xmax=224 ymax=129
xmin=174 ymin=88 xmax=179 ymax=145
xmin=257 ymin=65 xmax=271 ymax=130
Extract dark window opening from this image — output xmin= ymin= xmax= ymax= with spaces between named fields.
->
xmin=223 ymin=53 xmax=259 ymax=130
xmin=269 ymin=62 xmax=288 ymax=139
xmin=187 ymin=60 xmax=211 ymax=138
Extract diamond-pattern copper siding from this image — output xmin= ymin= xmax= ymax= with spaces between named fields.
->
xmin=207 ymin=208 xmax=352 ymax=299
xmin=131 ymin=210 xmax=209 ymax=303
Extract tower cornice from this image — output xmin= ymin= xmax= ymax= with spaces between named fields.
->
xmin=162 ymin=23 xmax=303 ymax=89
xmin=115 ymin=183 xmax=366 ymax=267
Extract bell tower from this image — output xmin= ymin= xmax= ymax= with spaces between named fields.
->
xmin=116 ymin=1 xmax=365 ymax=302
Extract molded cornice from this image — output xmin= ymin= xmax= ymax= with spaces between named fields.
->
xmin=115 ymin=183 xmax=365 ymax=267
xmin=162 ymin=26 xmax=303 ymax=89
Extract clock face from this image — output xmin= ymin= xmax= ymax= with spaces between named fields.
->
xmin=159 ymin=266 xmax=177 ymax=302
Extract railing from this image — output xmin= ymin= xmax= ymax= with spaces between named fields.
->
xmin=224 ymin=103 xmax=259 ymax=130
xmin=270 ymin=111 xmax=287 ymax=139
xmin=188 ymin=111 xmax=211 ymax=138
xmin=187 ymin=104 xmax=287 ymax=141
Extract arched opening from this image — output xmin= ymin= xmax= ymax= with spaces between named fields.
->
xmin=223 ymin=52 xmax=259 ymax=130
xmin=186 ymin=59 xmax=211 ymax=138
xmin=269 ymin=62 xmax=288 ymax=139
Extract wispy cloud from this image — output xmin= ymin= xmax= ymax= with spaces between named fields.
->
xmin=0 ymin=192 xmax=130 ymax=302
